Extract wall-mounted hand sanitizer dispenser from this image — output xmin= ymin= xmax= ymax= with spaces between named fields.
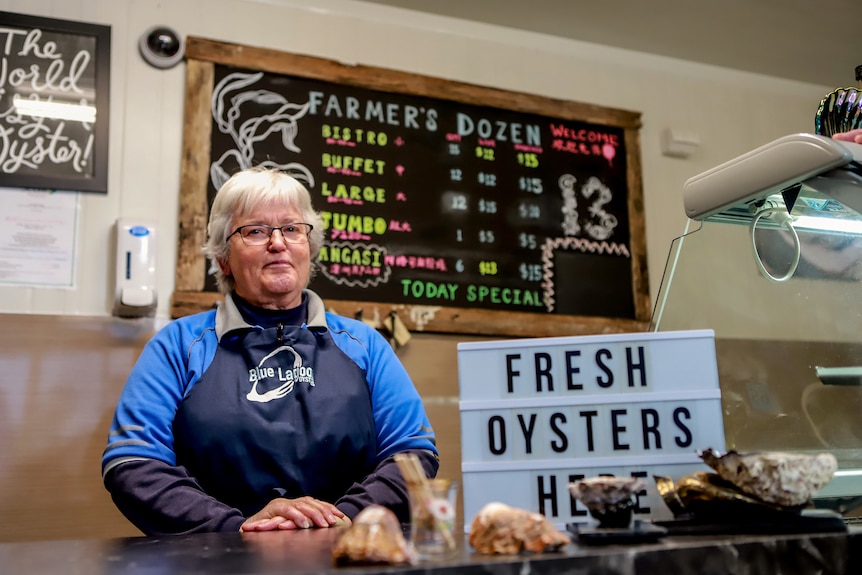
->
xmin=113 ymin=219 xmax=157 ymax=318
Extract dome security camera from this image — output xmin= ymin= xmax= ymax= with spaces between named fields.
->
xmin=139 ymin=26 xmax=185 ymax=69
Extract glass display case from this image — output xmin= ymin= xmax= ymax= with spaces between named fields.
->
xmin=650 ymin=133 xmax=862 ymax=520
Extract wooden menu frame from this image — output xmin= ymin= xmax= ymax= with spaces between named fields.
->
xmin=172 ymin=36 xmax=650 ymax=338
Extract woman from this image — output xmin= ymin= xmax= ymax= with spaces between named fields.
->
xmin=102 ymin=167 xmax=439 ymax=535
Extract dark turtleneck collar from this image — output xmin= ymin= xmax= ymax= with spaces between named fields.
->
xmin=232 ymin=292 xmax=308 ymax=329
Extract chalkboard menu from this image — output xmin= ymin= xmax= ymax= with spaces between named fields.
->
xmin=174 ymin=37 xmax=649 ymax=338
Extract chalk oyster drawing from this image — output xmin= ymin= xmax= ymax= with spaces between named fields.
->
xmin=210 ymin=71 xmax=315 ymax=190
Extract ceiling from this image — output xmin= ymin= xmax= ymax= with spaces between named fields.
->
xmin=358 ymin=0 xmax=861 ymax=88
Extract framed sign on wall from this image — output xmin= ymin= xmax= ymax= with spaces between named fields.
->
xmin=0 ymin=11 xmax=111 ymax=194
xmin=174 ymin=36 xmax=650 ymax=338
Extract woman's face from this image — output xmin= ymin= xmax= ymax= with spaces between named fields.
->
xmin=220 ymin=203 xmax=311 ymax=309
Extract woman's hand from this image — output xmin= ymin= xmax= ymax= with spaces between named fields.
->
xmin=240 ymin=496 xmax=351 ymax=531
xmin=832 ymin=129 xmax=862 ymax=144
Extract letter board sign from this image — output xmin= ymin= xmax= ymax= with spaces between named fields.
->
xmin=457 ymin=329 xmax=725 ymax=530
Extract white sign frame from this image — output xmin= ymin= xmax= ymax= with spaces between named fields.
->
xmin=457 ymin=329 xmax=725 ymax=530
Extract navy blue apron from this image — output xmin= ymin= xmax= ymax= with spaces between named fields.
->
xmin=172 ymin=324 xmax=377 ymax=516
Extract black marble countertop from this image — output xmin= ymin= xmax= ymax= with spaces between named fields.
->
xmin=2 ymin=526 xmax=860 ymax=575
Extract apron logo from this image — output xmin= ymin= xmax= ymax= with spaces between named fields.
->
xmin=246 ymin=345 xmax=316 ymax=403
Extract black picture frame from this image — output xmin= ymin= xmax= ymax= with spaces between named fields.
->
xmin=0 ymin=11 xmax=111 ymax=193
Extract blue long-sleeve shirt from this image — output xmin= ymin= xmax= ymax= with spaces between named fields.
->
xmin=103 ymin=290 xmax=438 ymax=535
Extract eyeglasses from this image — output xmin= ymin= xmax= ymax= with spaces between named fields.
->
xmin=227 ymin=223 xmax=313 ymax=246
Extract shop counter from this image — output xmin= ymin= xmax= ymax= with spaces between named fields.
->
xmin=2 ymin=525 xmax=860 ymax=575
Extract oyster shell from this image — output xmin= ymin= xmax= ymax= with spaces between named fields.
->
xmin=468 ymin=502 xmax=570 ymax=555
xmin=332 ymin=505 xmax=417 ymax=566
xmin=569 ymin=476 xmax=645 ymax=528
xmin=655 ymin=471 xmax=799 ymax=520
xmin=699 ymin=448 xmax=838 ymax=507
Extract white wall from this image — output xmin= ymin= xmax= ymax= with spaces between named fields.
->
xmin=0 ymin=0 xmax=831 ymax=320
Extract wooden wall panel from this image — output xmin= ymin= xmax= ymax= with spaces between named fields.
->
xmin=0 ymin=314 xmax=147 ymax=542
xmin=0 ymin=313 xmax=478 ymax=542
xmin=4 ymin=312 xmax=858 ymax=541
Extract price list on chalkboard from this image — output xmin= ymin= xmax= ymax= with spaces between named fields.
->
xmin=205 ymin=64 xmax=635 ymax=319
